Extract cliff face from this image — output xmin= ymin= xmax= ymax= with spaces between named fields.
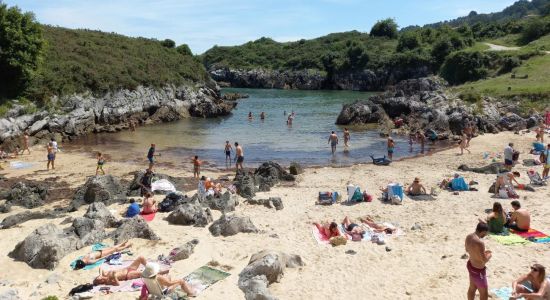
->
xmin=209 ymin=67 xmax=431 ymax=91
xmin=0 ymin=84 xmax=236 ymax=149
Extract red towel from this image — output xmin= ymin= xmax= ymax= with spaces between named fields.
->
xmin=140 ymin=211 xmax=156 ymax=222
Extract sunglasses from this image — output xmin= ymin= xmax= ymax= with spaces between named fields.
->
xmin=531 ymin=267 xmax=540 ymax=272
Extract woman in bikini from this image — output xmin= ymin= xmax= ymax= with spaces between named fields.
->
xmin=313 ymin=221 xmax=340 ymax=239
xmin=360 ymin=216 xmax=396 ymax=234
xmin=511 ymin=264 xmax=550 ymax=299
xmin=74 ymin=241 xmax=132 ymax=270
xmin=93 ymin=256 xmax=168 ymax=286
xmin=141 ymin=192 xmax=157 ymax=214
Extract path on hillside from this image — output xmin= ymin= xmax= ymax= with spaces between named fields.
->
xmin=484 ymin=42 xmax=550 ymax=54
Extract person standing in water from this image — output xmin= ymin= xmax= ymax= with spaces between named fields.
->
xmin=416 ymin=131 xmax=426 ymax=152
xmin=192 ymin=155 xmax=202 ymax=178
xmin=235 ymin=142 xmax=244 ymax=170
xmin=328 ymin=131 xmax=338 ymax=155
xmin=260 ymin=112 xmax=265 ymax=120
xmin=96 ymin=152 xmax=106 ymax=176
xmin=287 ymin=113 xmax=294 ymax=126
xmin=465 ymin=222 xmax=491 ymax=300
xmin=147 ymin=144 xmax=159 ymax=171
xmin=46 ymin=142 xmax=55 ymax=170
xmin=343 ymin=128 xmax=351 ymax=148
xmin=248 ymin=112 xmax=253 ymax=120
xmin=387 ymin=137 xmax=395 ymax=160
xmin=21 ymin=130 xmax=31 ymax=154
xmin=224 ymin=141 xmax=233 ymax=166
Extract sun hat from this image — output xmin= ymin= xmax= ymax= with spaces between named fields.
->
xmin=142 ymin=262 xmax=160 ymax=278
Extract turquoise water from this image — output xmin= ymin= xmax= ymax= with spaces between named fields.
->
xmin=70 ymin=88 xmax=442 ymax=168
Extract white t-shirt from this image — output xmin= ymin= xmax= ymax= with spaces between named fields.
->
xmin=51 ymin=141 xmax=58 ymax=152
xmin=504 ymin=146 xmax=514 ymax=161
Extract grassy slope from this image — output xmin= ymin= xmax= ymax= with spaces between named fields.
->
xmin=25 ymin=26 xmax=209 ymax=102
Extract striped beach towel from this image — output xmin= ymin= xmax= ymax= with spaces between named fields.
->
xmin=512 ymin=228 xmax=550 ymax=243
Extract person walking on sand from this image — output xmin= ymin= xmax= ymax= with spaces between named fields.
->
xmin=343 ymin=128 xmax=351 ymax=148
xmin=504 ymin=143 xmax=515 ymax=171
xmin=224 ymin=141 xmax=233 ymax=166
xmin=234 ymin=142 xmax=244 ymax=170
xmin=46 ymin=142 xmax=55 ymax=170
xmin=464 ymin=123 xmax=473 ymax=147
xmin=21 ymin=130 xmax=31 ymax=154
xmin=465 ymin=222 xmax=492 ymax=300
xmin=328 ymin=131 xmax=338 ymax=155
xmin=147 ymin=144 xmax=160 ymax=171
xmin=96 ymin=152 xmax=106 ymax=176
xmin=460 ymin=131 xmax=471 ymax=155
xmin=387 ymin=137 xmax=395 ymax=160
xmin=192 ymin=155 xmax=201 ymax=178
xmin=535 ymin=122 xmax=545 ymax=143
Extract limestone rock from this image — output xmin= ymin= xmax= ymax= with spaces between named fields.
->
xmin=83 ymin=202 xmax=119 ymax=227
xmin=246 ymin=197 xmax=284 ymax=210
xmin=234 ymin=170 xmax=257 ymax=199
xmin=71 ymin=217 xmax=107 ymax=246
xmin=109 ymin=217 xmax=160 ymax=244
xmin=70 ymin=175 xmax=127 ymax=211
xmin=7 ymin=181 xmax=47 ymax=209
xmin=209 ymin=214 xmax=258 ymax=237
xmin=171 ymin=239 xmax=199 ymax=261
xmin=0 ymin=210 xmax=64 ymax=229
xmin=165 ymin=202 xmax=213 ymax=227
xmin=202 ymin=191 xmax=239 ymax=212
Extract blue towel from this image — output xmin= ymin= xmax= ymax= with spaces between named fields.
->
xmin=388 ymin=184 xmax=404 ymax=200
xmin=451 ymin=177 xmax=469 ymax=191
xmin=533 ymin=142 xmax=545 ymax=152
xmin=126 ymin=203 xmax=140 ymax=218
xmin=70 ymin=243 xmax=109 ymax=270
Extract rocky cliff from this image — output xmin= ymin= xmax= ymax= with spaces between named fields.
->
xmin=336 ymin=77 xmax=542 ymax=137
xmin=0 ymin=83 xmax=236 ymax=149
xmin=209 ymin=67 xmax=431 ymax=91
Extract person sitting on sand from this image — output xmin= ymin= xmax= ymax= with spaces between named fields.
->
xmin=507 ymin=200 xmax=531 ymax=232
xmin=125 ymin=199 xmax=141 ymax=218
xmin=74 ymin=241 xmax=133 ymax=270
xmin=142 ymin=192 xmax=157 ymax=214
xmin=313 ymin=221 xmax=340 ymax=239
xmin=494 ymin=171 xmax=520 ymax=196
xmin=93 ymin=256 xmax=165 ymax=286
xmin=479 ymin=202 xmax=507 ymax=234
xmin=510 ymin=264 xmax=550 ymax=300
xmin=140 ymin=262 xmax=196 ymax=298
xmin=342 ymin=216 xmax=365 ymax=241
xmin=406 ymin=177 xmax=426 ymax=196
xmin=360 ymin=216 xmax=396 ymax=234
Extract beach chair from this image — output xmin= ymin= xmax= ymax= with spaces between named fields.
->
xmin=370 ymin=155 xmax=391 ymax=166
xmin=346 ymin=185 xmax=362 ymax=203
xmin=318 ymin=191 xmax=338 ymax=205
xmin=141 ymin=276 xmax=166 ymax=299
xmin=527 ymin=169 xmax=546 ymax=186
xmin=387 ymin=183 xmax=404 ymax=205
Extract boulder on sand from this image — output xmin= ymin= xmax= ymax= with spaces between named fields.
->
xmin=238 ymin=250 xmax=304 ymax=300
xmin=127 ymin=170 xmax=186 ymax=196
xmin=202 ymin=191 xmax=239 ymax=212
xmin=165 ymin=202 xmax=213 ymax=227
xmin=7 ymin=181 xmax=47 ymax=209
xmin=234 ymin=170 xmax=257 ymax=199
xmin=170 ymin=239 xmax=200 ymax=261
xmin=289 ymin=162 xmax=304 ymax=175
xmin=458 ymin=163 xmax=507 ymax=174
xmin=9 ymin=223 xmax=82 ymax=270
xmin=209 ymin=214 xmax=259 ymax=237
xmin=71 ymin=217 xmax=107 ymax=246
xmin=70 ymin=175 xmax=127 ymax=211
xmin=254 ymin=162 xmax=295 ymax=192
xmin=246 ymin=197 xmax=284 ymax=210
xmin=83 ymin=202 xmax=119 ymax=227
xmin=109 ymin=217 xmax=160 ymax=244
xmin=0 ymin=210 xmax=64 ymax=229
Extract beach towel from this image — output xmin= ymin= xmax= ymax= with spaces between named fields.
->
xmin=91 ymin=260 xmax=170 ymax=294
xmin=151 ymin=179 xmax=176 ymax=193
xmin=512 ymin=228 xmax=550 ymax=243
xmin=450 ymin=177 xmax=469 ymax=191
xmin=140 ymin=211 xmax=156 ymax=222
xmin=407 ymin=194 xmax=436 ymax=201
xmin=70 ymin=243 xmax=109 ymax=270
xmin=9 ymin=161 xmax=33 ymax=169
xmin=490 ymin=287 xmax=516 ymax=300
xmin=490 ymin=233 xmax=529 ymax=245
xmin=311 ymin=225 xmax=330 ymax=245
xmin=184 ymin=266 xmax=231 ymax=296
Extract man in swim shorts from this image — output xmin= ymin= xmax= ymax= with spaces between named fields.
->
xmin=328 ymin=131 xmax=338 ymax=155
xmin=387 ymin=137 xmax=395 ymax=160
xmin=46 ymin=142 xmax=55 ymax=170
xmin=147 ymin=144 xmax=159 ymax=171
xmin=235 ymin=142 xmax=244 ymax=170
xmin=465 ymin=222 xmax=492 ymax=300
xmin=504 ymin=143 xmax=515 ymax=171
xmin=192 ymin=155 xmax=201 ymax=178
xmin=224 ymin=141 xmax=233 ymax=166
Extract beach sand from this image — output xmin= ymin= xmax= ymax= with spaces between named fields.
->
xmin=0 ymin=131 xmax=549 ymax=299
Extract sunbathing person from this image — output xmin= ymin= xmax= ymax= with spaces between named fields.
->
xmin=342 ymin=216 xmax=365 ymax=240
xmin=494 ymin=171 xmax=520 ymax=196
xmin=313 ymin=221 xmax=340 ymax=238
xmin=141 ymin=192 xmax=157 ymax=214
xmin=478 ymin=202 xmax=507 ymax=234
xmin=507 ymin=200 xmax=531 ymax=232
xmin=359 ymin=216 xmax=396 ymax=234
xmin=74 ymin=241 xmax=132 ymax=269
xmin=140 ymin=262 xmax=196 ymax=298
xmin=510 ymin=264 xmax=549 ymax=300
xmin=93 ymin=256 xmax=168 ymax=286
xmin=406 ymin=177 xmax=427 ymax=196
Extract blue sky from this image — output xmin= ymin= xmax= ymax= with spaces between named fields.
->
xmin=5 ymin=0 xmax=517 ymax=54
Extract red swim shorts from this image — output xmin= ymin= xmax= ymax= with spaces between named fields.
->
xmin=467 ymin=260 xmax=488 ymax=289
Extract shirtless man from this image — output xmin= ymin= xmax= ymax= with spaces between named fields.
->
xmin=494 ymin=171 xmax=520 ymax=196
xmin=234 ymin=142 xmax=244 ymax=170
xmin=387 ymin=137 xmax=395 ymax=160
xmin=46 ymin=142 xmax=55 ymax=170
xmin=508 ymin=200 xmax=531 ymax=232
xmin=260 ymin=112 xmax=265 ymax=120
xmin=465 ymin=222 xmax=492 ymax=300
xmin=328 ymin=131 xmax=338 ymax=155
xmin=343 ymin=128 xmax=351 ymax=148
xmin=416 ymin=131 xmax=426 ymax=151
xmin=22 ymin=130 xmax=31 ymax=154
xmin=224 ymin=141 xmax=233 ymax=165
xmin=464 ymin=123 xmax=473 ymax=147
xmin=536 ymin=122 xmax=545 ymax=143
xmin=192 ymin=155 xmax=201 ymax=178
xmin=93 ymin=256 xmax=168 ymax=286
xmin=406 ymin=177 xmax=427 ymax=196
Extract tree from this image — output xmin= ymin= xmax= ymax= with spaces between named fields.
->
xmin=440 ymin=51 xmax=489 ymax=85
xmin=0 ymin=3 xmax=44 ymax=98
xmin=342 ymin=42 xmax=369 ymax=71
xmin=396 ymin=31 xmax=421 ymax=52
xmin=176 ymin=44 xmax=192 ymax=56
xmin=520 ymin=18 xmax=549 ymax=44
xmin=370 ymin=18 xmax=398 ymax=39
xmin=160 ymin=39 xmax=175 ymax=48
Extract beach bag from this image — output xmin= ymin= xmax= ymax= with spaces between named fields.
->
xmin=451 ymin=177 xmax=469 ymax=191
xmin=330 ymin=236 xmax=347 ymax=246
xmin=351 ymin=188 xmax=363 ymax=202
xmin=512 ymin=151 xmax=520 ymax=161
xmin=498 ymin=189 xmax=509 ymax=199
xmin=363 ymin=191 xmax=373 ymax=202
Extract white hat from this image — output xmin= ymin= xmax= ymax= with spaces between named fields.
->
xmin=142 ymin=262 xmax=160 ymax=278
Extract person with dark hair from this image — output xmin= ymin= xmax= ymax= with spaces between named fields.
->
xmin=479 ymin=202 xmax=506 ymax=234
xmin=224 ymin=141 xmax=232 ymax=166
xmin=494 ymin=171 xmax=521 ymax=196
xmin=192 ymin=155 xmax=201 ymax=179
xmin=74 ymin=242 xmax=133 ymax=270
xmin=508 ymin=201 xmax=531 ymax=232
xmin=93 ymin=256 xmax=165 ymax=286
xmin=504 ymin=143 xmax=515 ymax=170
xmin=234 ymin=142 xmax=244 ymax=170
xmin=387 ymin=137 xmax=395 ymax=160
xmin=146 ymin=144 xmax=159 ymax=171
xmin=510 ymin=264 xmax=549 ymax=300
xmin=328 ymin=131 xmax=338 ymax=155
xmin=313 ymin=221 xmax=340 ymax=239
xmin=21 ymin=130 xmax=31 ymax=154
xmin=465 ymin=223 xmax=491 ymax=300
xmin=140 ymin=169 xmax=154 ymax=196
xmin=343 ymin=128 xmax=351 ymax=148
xmin=141 ymin=191 xmax=157 ymax=214
xmin=125 ymin=199 xmax=140 ymax=218
xmin=96 ymin=152 xmax=106 ymax=176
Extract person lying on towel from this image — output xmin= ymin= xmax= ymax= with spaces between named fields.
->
xmin=360 ymin=216 xmax=396 ymax=234
xmin=342 ymin=216 xmax=366 ymax=241
xmin=313 ymin=221 xmax=340 ymax=239
xmin=93 ymin=256 xmax=165 ymax=286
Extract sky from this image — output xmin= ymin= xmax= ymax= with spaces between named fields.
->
xmin=4 ymin=0 xmax=517 ymax=54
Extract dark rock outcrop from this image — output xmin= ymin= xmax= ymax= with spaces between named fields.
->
xmin=170 ymin=239 xmax=199 ymax=261
xmin=238 ymin=250 xmax=304 ymax=300
xmin=254 ymin=162 xmax=295 ymax=192
xmin=83 ymin=202 xmax=119 ymax=227
xmin=209 ymin=214 xmax=259 ymax=237
xmin=71 ymin=217 xmax=107 ymax=246
xmin=70 ymin=175 xmax=127 ymax=211
xmin=0 ymin=210 xmax=65 ymax=229
xmin=336 ymin=100 xmax=385 ymax=125
xmin=158 ymin=191 xmax=190 ymax=212
xmin=201 ymin=191 xmax=239 ymax=212
xmin=234 ymin=170 xmax=257 ymax=199
xmin=9 ymin=223 xmax=82 ymax=270
xmin=7 ymin=182 xmax=47 ymax=209
xmin=458 ymin=163 xmax=507 ymax=174
xmin=165 ymin=202 xmax=213 ymax=227
xmin=246 ymin=197 xmax=284 ymax=210
xmin=109 ymin=217 xmax=160 ymax=244
xmin=289 ymin=162 xmax=304 ymax=176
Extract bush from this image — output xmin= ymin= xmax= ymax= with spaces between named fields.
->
xmin=160 ymin=39 xmax=175 ymax=48
xmin=41 ymin=297 xmax=58 ymax=300
xmin=440 ymin=51 xmax=490 ymax=85
xmin=498 ymin=56 xmax=521 ymax=74
xmin=396 ymin=31 xmax=421 ymax=52
xmin=0 ymin=3 xmax=44 ymax=98
xmin=459 ymin=90 xmax=482 ymax=104
xmin=520 ymin=18 xmax=550 ymax=44
xmin=370 ymin=18 xmax=398 ymax=39
xmin=176 ymin=44 xmax=192 ymax=56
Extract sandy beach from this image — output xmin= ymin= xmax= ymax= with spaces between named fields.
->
xmin=0 ymin=131 xmax=549 ymax=300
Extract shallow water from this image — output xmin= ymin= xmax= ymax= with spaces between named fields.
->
xmin=68 ymin=88 xmax=445 ymax=169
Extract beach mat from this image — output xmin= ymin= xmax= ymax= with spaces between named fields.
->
xmin=311 ymin=225 xmax=330 ymax=245
xmin=512 ymin=228 xmax=550 ymax=243
xmin=184 ymin=266 xmax=231 ymax=296
xmin=490 ymin=287 xmax=515 ymax=300
xmin=70 ymin=243 xmax=109 ymax=270
xmin=407 ymin=194 xmax=436 ymax=201
xmin=490 ymin=233 xmax=529 ymax=245
xmin=140 ymin=211 xmax=156 ymax=222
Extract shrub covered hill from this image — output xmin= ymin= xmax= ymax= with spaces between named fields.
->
xmin=202 ymin=0 xmax=550 ymax=105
